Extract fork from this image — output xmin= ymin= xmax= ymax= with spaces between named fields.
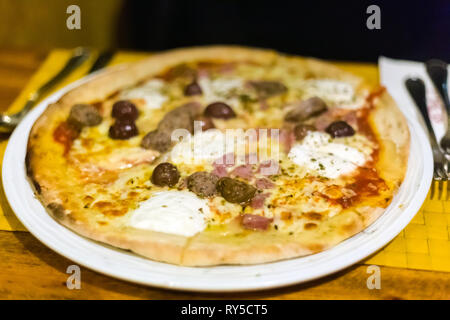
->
xmin=425 ymin=59 xmax=450 ymax=159
xmin=405 ymin=77 xmax=449 ymax=200
xmin=0 ymin=47 xmax=90 ymax=133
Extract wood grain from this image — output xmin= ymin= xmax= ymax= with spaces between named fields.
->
xmin=0 ymin=48 xmax=47 ymax=112
xmin=0 ymin=48 xmax=449 ymax=299
xmin=1 ymin=231 xmax=449 ymax=299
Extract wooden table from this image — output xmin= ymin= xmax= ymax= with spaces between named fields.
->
xmin=0 ymin=48 xmax=449 ymax=300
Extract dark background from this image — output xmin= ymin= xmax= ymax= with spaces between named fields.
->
xmin=119 ymin=0 xmax=450 ymax=62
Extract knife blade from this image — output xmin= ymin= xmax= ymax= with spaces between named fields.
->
xmin=88 ymin=50 xmax=116 ymax=74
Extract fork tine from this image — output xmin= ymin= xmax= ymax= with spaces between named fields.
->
xmin=430 ymin=180 xmax=436 ymax=199
xmin=438 ymin=180 xmax=444 ymax=200
xmin=441 ymin=180 xmax=448 ymax=201
xmin=447 ymin=180 xmax=450 ymax=201
xmin=445 ymin=161 xmax=449 ymax=200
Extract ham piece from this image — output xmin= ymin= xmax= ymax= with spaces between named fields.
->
xmin=241 ymin=214 xmax=273 ymax=230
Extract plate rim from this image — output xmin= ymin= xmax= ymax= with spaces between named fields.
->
xmin=2 ymin=70 xmax=433 ymax=292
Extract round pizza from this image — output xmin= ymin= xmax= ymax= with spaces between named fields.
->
xmin=26 ymin=46 xmax=410 ymax=266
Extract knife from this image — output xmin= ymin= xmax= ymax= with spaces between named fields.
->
xmin=88 ymin=50 xmax=116 ymax=74
xmin=0 ymin=47 xmax=91 ymax=133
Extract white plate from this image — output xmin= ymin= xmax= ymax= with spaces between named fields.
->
xmin=2 ymin=73 xmax=433 ymax=292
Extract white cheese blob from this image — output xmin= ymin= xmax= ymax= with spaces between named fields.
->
xmin=127 ymin=191 xmax=211 ymax=237
xmin=120 ymin=79 xmax=168 ymax=109
xmin=198 ymin=77 xmax=243 ymax=104
xmin=170 ymin=130 xmax=227 ymax=165
xmin=301 ymin=79 xmax=364 ymax=109
xmin=288 ymin=131 xmax=367 ymax=178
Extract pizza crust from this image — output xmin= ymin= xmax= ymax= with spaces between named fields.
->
xmin=27 ymin=46 xmax=410 ymax=266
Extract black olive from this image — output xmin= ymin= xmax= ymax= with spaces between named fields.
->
xmin=151 ymin=163 xmax=180 ymax=187
xmin=325 ymin=121 xmax=355 ymax=138
xmin=184 ymin=81 xmax=202 ymax=96
xmin=293 ymin=124 xmax=316 ymax=141
xmin=216 ymin=177 xmax=256 ymax=204
xmin=68 ymin=104 xmax=102 ymax=128
xmin=108 ymin=120 xmax=138 ymax=140
xmin=111 ymin=100 xmax=139 ymax=121
xmin=204 ymin=102 xmax=236 ymax=119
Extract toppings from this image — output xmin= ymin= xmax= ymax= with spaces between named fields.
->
xmin=184 ymin=80 xmax=203 ymax=96
xmin=299 ymin=79 xmax=363 ymax=108
xmin=151 ymin=162 xmax=180 ymax=187
xmin=288 ymin=131 xmax=367 ymax=178
xmin=111 ymin=100 xmax=139 ymax=121
xmin=127 ymin=190 xmax=211 ymax=237
xmin=159 ymin=102 xmax=201 ymax=133
xmin=216 ymin=177 xmax=256 ymax=204
xmin=67 ymin=103 xmax=102 ymax=128
xmin=53 ymin=122 xmax=80 ymax=154
xmin=187 ymin=171 xmax=219 ymax=197
xmin=164 ymin=64 xmax=196 ymax=81
xmin=109 ymin=99 xmax=139 ymax=140
xmin=193 ymin=115 xmax=215 ymax=131
xmin=279 ymin=129 xmax=296 ymax=153
xmin=170 ymin=130 xmax=228 ymax=165
xmin=141 ymin=102 xmax=202 ymax=152
xmin=314 ymin=109 xmax=359 ymax=131
xmin=204 ymin=102 xmax=236 ymax=119
xmin=119 ymin=79 xmax=168 ymax=110
xmin=250 ymin=192 xmax=271 ymax=209
xmin=109 ymin=120 xmax=138 ymax=140
xmin=325 ymin=120 xmax=355 ymax=138
xmin=141 ymin=130 xmax=171 ymax=152
xmin=257 ymin=159 xmax=279 ymax=176
xmin=55 ymin=103 xmax=102 ymax=153
xmin=158 ymin=107 xmax=194 ymax=134
xmin=284 ymin=97 xmax=328 ymax=122
xmin=255 ymin=178 xmax=275 ymax=190
xmin=212 ymin=162 xmax=228 ymax=177
xmin=230 ymin=164 xmax=253 ymax=180
xmin=241 ymin=214 xmax=273 ymax=231
xmin=248 ymin=80 xmax=287 ymax=99
xmin=293 ymin=124 xmax=316 ymax=141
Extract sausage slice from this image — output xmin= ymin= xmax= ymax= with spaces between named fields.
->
xmin=284 ymin=97 xmax=328 ymax=122
xmin=187 ymin=171 xmax=219 ymax=197
xmin=67 ymin=104 xmax=102 ymax=128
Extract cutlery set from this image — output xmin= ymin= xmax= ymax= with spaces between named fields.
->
xmin=406 ymin=59 xmax=450 ymax=200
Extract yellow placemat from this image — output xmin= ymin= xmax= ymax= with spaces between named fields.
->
xmin=0 ymin=49 xmax=448 ymax=273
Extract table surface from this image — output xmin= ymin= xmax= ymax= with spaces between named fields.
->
xmin=0 ymin=48 xmax=449 ymax=300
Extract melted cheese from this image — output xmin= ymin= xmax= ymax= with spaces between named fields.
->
xmin=288 ymin=131 xmax=367 ymax=178
xmin=80 ymin=147 xmax=158 ymax=171
xmin=120 ymin=79 xmax=168 ymax=109
xmin=301 ymin=79 xmax=364 ymax=109
xmin=170 ymin=130 xmax=227 ymax=165
xmin=198 ymin=76 xmax=243 ymax=105
xmin=127 ymin=191 xmax=211 ymax=236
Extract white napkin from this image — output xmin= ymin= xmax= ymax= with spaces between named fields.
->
xmin=378 ymin=56 xmax=449 ymax=142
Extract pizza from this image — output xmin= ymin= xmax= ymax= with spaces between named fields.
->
xmin=26 ymin=46 xmax=410 ymax=266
